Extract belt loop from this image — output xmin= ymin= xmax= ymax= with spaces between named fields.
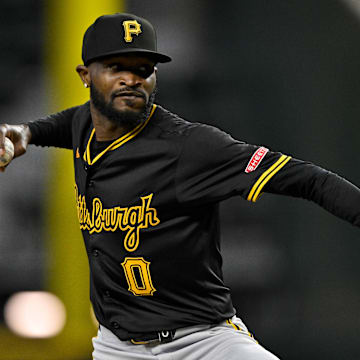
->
xmin=158 ymin=330 xmax=175 ymax=343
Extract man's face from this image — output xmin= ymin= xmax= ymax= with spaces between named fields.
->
xmin=87 ymin=55 xmax=157 ymax=128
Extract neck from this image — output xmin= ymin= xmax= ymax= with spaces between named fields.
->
xmin=90 ymin=102 xmax=130 ymax=141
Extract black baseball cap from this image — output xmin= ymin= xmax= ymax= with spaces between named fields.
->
xmin=82 ymin=13 xmax=172 ymax=66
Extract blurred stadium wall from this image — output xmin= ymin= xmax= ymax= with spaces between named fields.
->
xmin=0 ymin=1 xmax=359 ymax=359
xmin=0 ymin=0 xmax=122 ymax=358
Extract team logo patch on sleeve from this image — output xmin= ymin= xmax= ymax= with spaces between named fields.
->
xmin=245 ymin=147 xmax=269 ymax=173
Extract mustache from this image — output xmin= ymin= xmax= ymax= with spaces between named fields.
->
xmin=111 ymin=87 xmax=146 ymax=101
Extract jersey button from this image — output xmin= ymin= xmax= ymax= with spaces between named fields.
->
xmin=92 ymin=249 xmax=99 ymax=257
xmin=84 ymin=164 xmax=89 ymax=171
xmin=88 ymin=180 xmax=94 ymax=187
xmin=112 ymin=322 xmax=120 ymax=329
xmin=104 ymin=290 xmax=111 ymax=297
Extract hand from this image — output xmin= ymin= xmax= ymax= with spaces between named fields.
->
xmin=0 ymin=124 xmax=31 ymax=172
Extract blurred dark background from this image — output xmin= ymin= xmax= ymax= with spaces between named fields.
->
xmin=0 ymin=0 xmax=359 ymax=359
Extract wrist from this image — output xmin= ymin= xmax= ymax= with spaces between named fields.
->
xmin=22 ymin=124 xmax=32 ymax=144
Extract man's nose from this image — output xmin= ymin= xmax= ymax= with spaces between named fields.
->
xmin=117 ymin=71 xmax=142 ymax=87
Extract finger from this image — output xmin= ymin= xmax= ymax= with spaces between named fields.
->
xmin=14 ymin=131 xmax=27 ymax=158
xmin=13 ymin=137 xmax=24 ymax=157
xmin=0 ymin=125 xmax=7 ymax=156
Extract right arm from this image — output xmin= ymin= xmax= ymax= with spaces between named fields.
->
xmin=27 ymin=105 xmax=80 ymax=148
xmin=0 ymin=105 xmax=80 ymax=171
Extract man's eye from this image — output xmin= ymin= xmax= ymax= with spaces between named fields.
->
xmin=136 ymin=65 xmax=154 ymax=78
xmin=106 ymin=64 xmax=154 ymax=78
xmin=108 ymin=64 xmax=121 ymax=71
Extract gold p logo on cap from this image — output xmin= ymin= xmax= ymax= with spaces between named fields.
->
xmin=122 ymin=20 xmax=142 ymax=42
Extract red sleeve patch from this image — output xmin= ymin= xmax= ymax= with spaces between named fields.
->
xmin=245 ymin=146 xmax=269 ymax=173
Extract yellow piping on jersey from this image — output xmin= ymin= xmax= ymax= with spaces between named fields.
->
xmin=83 ymin=104 xmax=157 ymax=165
xmin=130 ymin=339 xmax=151 ymax=345
xmin=226 ymin=319 xmax=258 ymax=343
xmin=226 ymin=319 xmax=242 ymax=331
xmin=247 ymin=155 xmax=291 ymax=202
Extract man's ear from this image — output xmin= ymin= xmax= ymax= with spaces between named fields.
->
xmin=76 ymin=65 xmax=90 ymax=88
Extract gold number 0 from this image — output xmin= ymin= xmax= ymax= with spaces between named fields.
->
xmin=121 ymin=257 xmax=156 ymax=296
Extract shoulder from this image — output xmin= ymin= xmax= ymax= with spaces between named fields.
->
xmin=151 ymin=105 xmax=196 ymax=136
xmin=152 ymin=105 xmax=236 ymax=144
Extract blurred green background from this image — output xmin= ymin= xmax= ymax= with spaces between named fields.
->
xmin=0 ymin=0 xmax=359 ymax=359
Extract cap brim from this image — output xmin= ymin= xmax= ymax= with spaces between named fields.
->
xmin=85 ymin=48 xmax=171 ymax=65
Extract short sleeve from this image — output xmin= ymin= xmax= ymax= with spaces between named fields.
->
xmin=175 ymin=124 xmax=291 ymax=204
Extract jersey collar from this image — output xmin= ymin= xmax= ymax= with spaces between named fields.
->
xmin=84 ymin=104 xmax=157 ymax=166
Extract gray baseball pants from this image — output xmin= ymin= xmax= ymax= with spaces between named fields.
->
xmin=92 ymin=316 xmax=280 ymax=359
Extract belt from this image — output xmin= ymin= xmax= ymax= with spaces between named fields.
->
xmin=130 ymin=330 xmax=176 ymax=344
xmin=130 ymin=323 xmax=213 ymax=345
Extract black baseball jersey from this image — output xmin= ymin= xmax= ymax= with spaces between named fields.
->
xmin=28 ymin=103 xmax=360 ymax=340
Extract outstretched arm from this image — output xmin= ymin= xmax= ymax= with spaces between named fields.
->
xmin=27 ymin=105 xmax=80 ymax=148
xmin=265 ymin=158 xmax=360 ymax=227
xmin=175 ymin=124 xmax=359 ymax=229
xmin=0 ymin=105 xmax=80 ymax=171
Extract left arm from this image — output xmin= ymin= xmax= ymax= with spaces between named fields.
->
xmin=265 ymin=158 xmax=360 ymax=227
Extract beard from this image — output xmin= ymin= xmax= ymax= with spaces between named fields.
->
xmin=90 ymin=84 xmax=156 ymax=129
